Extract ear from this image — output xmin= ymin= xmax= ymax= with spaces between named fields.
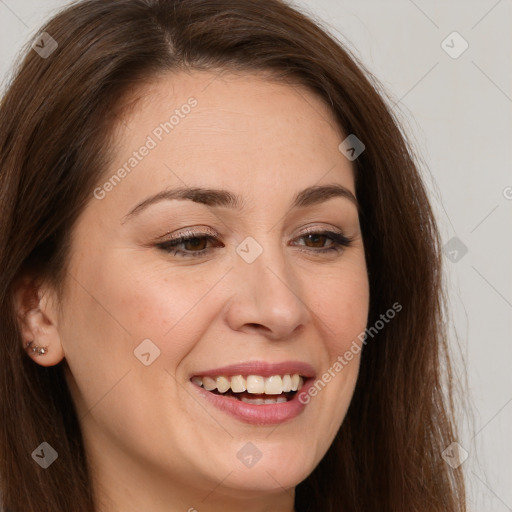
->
xmin=13 ymin=275 xmax=65 ymax=367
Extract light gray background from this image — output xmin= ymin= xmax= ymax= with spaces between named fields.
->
xmin=1 ymin=1 xmax=510 ymax=510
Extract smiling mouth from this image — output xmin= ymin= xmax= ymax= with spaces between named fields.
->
xmin=191 ymin=374 xmax=305 ymax=404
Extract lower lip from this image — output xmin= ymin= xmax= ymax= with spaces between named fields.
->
xmin=191 ymin=379 xmax=314 ymax=425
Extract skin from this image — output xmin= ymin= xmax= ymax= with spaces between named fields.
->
xmin=17 ymin=70 xmax=369 ymax=512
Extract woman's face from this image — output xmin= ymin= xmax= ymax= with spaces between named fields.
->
xmin=52 ymin=71 xmax=369 ymax=509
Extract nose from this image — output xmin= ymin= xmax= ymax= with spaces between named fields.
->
xmin=224 ymin=238 xmax=311 ymax=340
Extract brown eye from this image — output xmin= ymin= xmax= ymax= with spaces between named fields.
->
xmin=157 ymin=229 xmax=352 ymax=258
xmin=302 ymin=233 xmax=330 ymax=248
xmin=293 ymin=230 xmax=353 ymax=254
xmin=182 ymin=237 xmax=208 ymax=251
xmin=156 ymin=233 xmax=222 ymax=258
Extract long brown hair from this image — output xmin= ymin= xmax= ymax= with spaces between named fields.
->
xmin=0 ymin=1 xmax=466 ymax=510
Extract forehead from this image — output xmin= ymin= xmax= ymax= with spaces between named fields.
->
xmin=96 ymin=70 xmax=355 ymax=215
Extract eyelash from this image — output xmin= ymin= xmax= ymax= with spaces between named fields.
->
xmin=156 ymin=229 xmax=354 ymax=258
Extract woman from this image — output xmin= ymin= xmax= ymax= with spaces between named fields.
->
xmin=0 ymin=0 xmax=467 ymax=510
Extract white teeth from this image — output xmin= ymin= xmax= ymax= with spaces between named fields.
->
xmin=191 ymin=376 xmax=203 ymax=387
xmin=241 ymin=397 xmax=265 ymax=405
xmin=203 ymin=376 xmax=217 ymax=391
xmin=191 ymin=373 xmax=306 ymax=395
xmin=216 ymin=376 xmax=230 ymax=393
xmin=246 ymin=375 xmax=265 ymax=394
xmin=282 ymin=374 xmax=292 ymax=392
xmin=240 ymin=396 xmax=289 ymax=405
xmin=264 ymin=375 xmax=283 ymax=395
xmin=291 ymin=374 xmax=300 ymax=391
xmin=230 ymin=375 xmax=246 ymax=393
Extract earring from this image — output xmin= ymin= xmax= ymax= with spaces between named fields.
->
xmin=25 ymin=340 xmax=48 ymax=356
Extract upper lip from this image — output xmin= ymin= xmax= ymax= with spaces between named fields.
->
xmin=190 ymin=360 xmax=316 ymax=379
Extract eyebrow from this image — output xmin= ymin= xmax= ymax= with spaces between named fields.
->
xmin=121 ymin=183 xmax=358 ymax=223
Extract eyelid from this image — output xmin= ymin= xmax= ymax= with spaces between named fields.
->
xmin=160 ymin=223 xmax=346 ymax=243
xmin=296 ymin=224 xmax=344 ymax=236
xmin=159 ymin=225 xmax=219 ymax=242
xmin=155 ymin=223 xmax=354 ymax=261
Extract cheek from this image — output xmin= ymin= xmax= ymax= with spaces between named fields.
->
xmin=121 ymin=271 xmax=219 ymax=329
xmin=303 ymin=264 xmax=368 ymax=441
xmin=95 ymin=254 xmax=231 ymax=371
xmin=312 ymin=265 xmax=370 ymax=352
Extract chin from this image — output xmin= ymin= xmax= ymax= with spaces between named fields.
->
xmin=206 ymin=442 xmax=318 ymax=493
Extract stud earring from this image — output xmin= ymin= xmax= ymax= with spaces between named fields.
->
xmin=25 ymin=340 xmax=48 ymax=356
